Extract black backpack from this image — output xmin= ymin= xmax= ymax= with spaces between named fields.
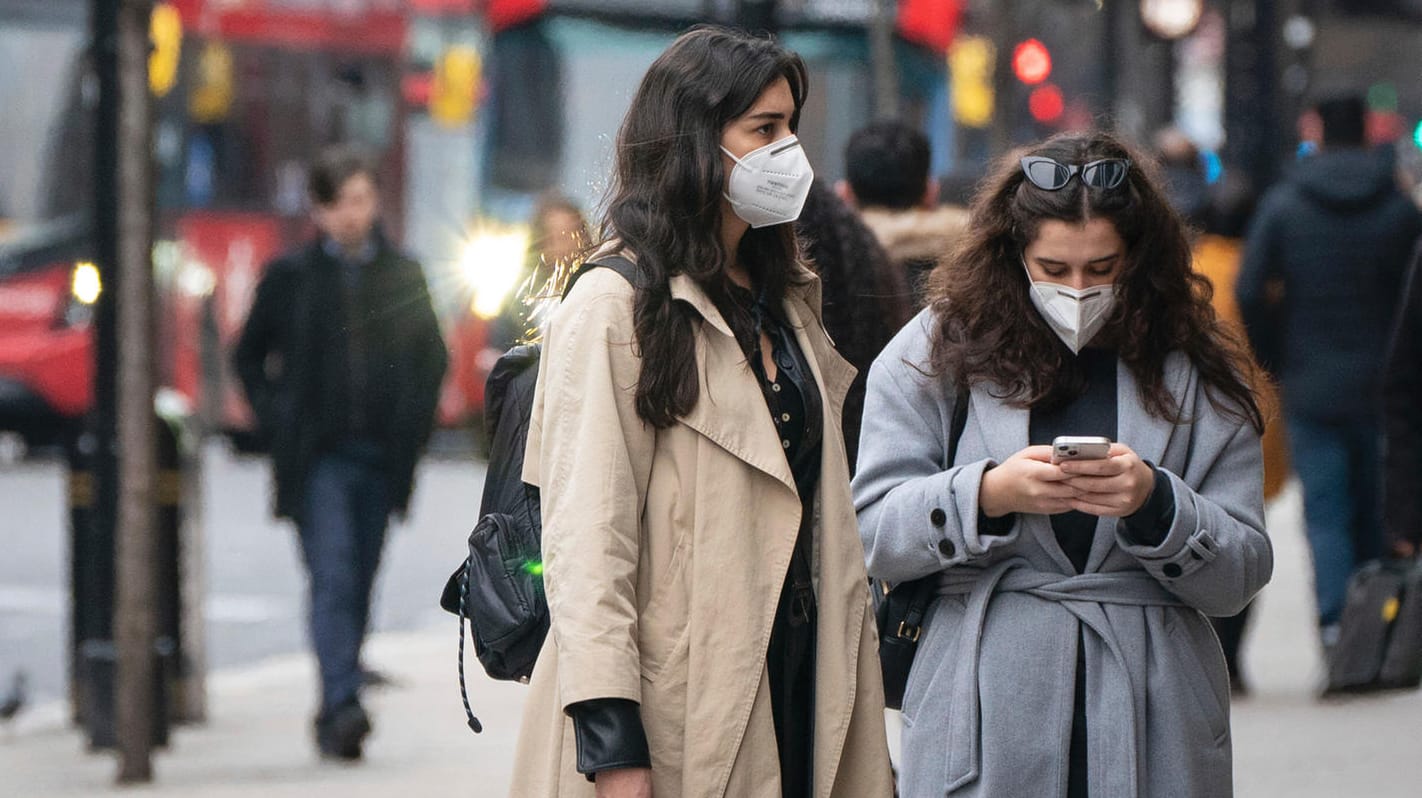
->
xmin=439 ymin=256 xmax=640 ymax=733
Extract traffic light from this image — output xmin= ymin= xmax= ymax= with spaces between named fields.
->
xmin=1028 ymin=84 xmax=1064 ymax=124
xmin=1413 ymin=119 xmax=1422 ymax=150
xmin=1012 ymin=38 xmax=1051 ymax=85
xmin=949 ymin=36 xmax=995 ymax=129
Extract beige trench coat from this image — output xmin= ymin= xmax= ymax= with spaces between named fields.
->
xmin=508 ymin=262 xmax=894 ymax=798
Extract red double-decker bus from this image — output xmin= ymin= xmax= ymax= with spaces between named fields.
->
xmin=1 ymin=0 xmax=961 ymax=451
xmin=0 ymin=0 xmax=494 ymax=449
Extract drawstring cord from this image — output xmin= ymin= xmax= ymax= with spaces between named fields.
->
xmin=456 ymin=561 xmax=483 ymax=733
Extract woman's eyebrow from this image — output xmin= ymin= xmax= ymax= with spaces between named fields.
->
xmin=743 ymin=110 xmax=787 ymax=122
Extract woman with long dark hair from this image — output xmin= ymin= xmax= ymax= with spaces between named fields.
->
xmin=853 ymin=131 xmax=1273 ymax=797
xmin=510 ymin=27 xmax=893 ymax=798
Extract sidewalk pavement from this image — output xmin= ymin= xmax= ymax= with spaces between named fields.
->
xmin=3 ymin=482 xmax=1422 ymax=796
xmin=0 ymin=625 xmax=526 ymax=797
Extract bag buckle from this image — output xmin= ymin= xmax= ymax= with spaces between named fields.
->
xmin=896 ymin=621 xmax=921 ymax=642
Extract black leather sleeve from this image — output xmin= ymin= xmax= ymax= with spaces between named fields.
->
xmin=1120 ymin=464 xmax=1176 ymax=547
xmin=567 ymin=698 xmax=651 ymax=781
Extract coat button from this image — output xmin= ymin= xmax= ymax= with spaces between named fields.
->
xmin=930 ymin=508 xmax=947 ymax=526
xmin=1162 ymin=563 xmax=1183 ymax=578
xmin=938 ymin=539 xmax=956 ymax=558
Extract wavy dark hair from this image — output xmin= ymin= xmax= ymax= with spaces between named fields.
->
xmin=595 ymin=27 xmax=809 ymax=428
xmin=924 ymin=131 xmax=1263 ymax=431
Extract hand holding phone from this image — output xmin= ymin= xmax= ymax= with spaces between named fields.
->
xmin=1051 ymin=436 xmax=1112 ymax=465
xmin=1055 ymin=441 xmax=1157 ymax=517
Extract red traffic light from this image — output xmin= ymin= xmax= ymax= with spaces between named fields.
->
xmin=1013 ymin=38 xmax=1052 ymax=85
xmin=1029 ymin=83 xmax=1065 ymax=124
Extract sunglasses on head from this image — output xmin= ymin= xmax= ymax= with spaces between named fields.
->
xmin=1019 ymin=156 xmax=1131 ymax=191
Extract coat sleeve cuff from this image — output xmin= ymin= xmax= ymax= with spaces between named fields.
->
xmin=1119 ymin=463 xmax=1176 ymax=547
xmin=567 ymin=698 xmax=651 ymax=780
xmin=1115 ymin=469 xmax=1220 ymax=582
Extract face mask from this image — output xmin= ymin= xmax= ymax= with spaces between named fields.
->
xmin=1022 ymin=261 xmax=1119 ymax=354
xmin=721 ymin=136 xmax=814 ymax=228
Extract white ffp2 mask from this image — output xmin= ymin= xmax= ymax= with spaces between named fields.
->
xmin=1023 ymin=262 xmax=1119 ymax=353
xmin=721 ymin=136 xmax=814 ymax=228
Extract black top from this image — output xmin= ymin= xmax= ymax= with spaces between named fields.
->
xmin=747 ymin=295 xmax=822 ymax=798
xmin=1029 ymin=347 xmax=1119 ymax=572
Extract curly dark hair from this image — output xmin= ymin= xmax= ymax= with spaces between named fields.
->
xmin=598 ymin=26 xmax=809 ymax=428
xmin=924 ymin=131 xmax=1263 ymax=431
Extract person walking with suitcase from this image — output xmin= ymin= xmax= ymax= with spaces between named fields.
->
xmin=1237 ymin=95 xmax=1422 ymax=651
xmin=854 ymin=131 xmax=1273 ymax=797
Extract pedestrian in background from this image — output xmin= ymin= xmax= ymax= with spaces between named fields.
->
xmin=836 ymin=120 xmax=969 ymax=307
xmin=509 ymin=27 xmax=893 ymax=798
xmin=1154 ymin=128 xmax=1287 ymax=692
xmin=1238 ymin=94 xmax=1422 ymax=650
xmin=486 ymin=191 xmax=591 ymax=355
xmin=1192 ymin=172 xmax=1290 ymax=694
xmin=855 ymin=131 xmax=1272 ymax=797
xmin=232 ymin=146 xmax=448 ymax=760
xmin=1383 ymin=241 xmax=1422 ymax=559
xmin=796 ymin=180 xmax=912 ymax=471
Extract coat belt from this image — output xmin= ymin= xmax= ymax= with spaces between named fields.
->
xmin=934 ymin=558 xmax=1185 ymax=796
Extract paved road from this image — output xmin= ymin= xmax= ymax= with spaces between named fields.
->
xmin=0 ymin=441 xmax=485 ymax=709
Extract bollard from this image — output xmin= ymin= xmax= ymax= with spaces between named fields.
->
xmin=69 ymin=406 xmax=193 ymax=749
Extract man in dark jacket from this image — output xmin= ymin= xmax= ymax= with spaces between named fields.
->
xmin=1383 ymin=242 xmax=1422 ymax=559
xmin=233 ymin=146 xmax=448 ymax=760
xmin=835 ymin=121 xmax=968 ymax=307
xmin=1238 ymin=96 xmax=1422 ymax=648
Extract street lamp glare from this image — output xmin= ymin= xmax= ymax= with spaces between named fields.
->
xmin=1140 ymin=0 xmax=1204 ymax=40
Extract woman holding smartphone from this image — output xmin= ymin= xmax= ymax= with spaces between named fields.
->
xmin=853 ymin=131 xmax=1273 ymax=797
xmin=509 ymin=27 xmax=893 ymax=798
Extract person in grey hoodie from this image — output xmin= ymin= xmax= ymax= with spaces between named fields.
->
xmin=1237 ymin=95 xmax=1422 ymax=648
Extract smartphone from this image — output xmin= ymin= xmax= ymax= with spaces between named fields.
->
xmin=1051 ymin=436 xmax=1113 ymax=464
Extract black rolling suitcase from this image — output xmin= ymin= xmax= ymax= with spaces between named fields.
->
xmin=1323 ymin=558 xmax=1422 ymax=694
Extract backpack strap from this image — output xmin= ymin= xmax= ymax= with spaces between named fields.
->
xmin=561 ymin=254 xmax=642 ymax=299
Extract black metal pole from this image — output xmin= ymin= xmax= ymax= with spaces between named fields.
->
xmin=1225 ymin=0 xmax=1282 ymax=191
xmin=77 ymin=0 xmax=121 ymax=751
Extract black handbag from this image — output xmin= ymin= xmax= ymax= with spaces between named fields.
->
xmin=875 ymin=386 xmax=969 ymax=710
xmin=1324 ymin=557 xmax=1422 ymax=694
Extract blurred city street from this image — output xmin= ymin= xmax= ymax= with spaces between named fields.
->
xmin=3 ymin=0 xmax=1422 ymax=795
xmin=2 ymin=459 xmax=1421 ymax=796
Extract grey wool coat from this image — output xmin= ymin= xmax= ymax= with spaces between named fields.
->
xmin=853 ymin=309 xmax=1273 ymax=798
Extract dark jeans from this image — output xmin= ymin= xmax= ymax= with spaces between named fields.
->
xmin=298 ymin=447 xmax=391 ymax=714
xmin=1284 ymin=415 xmax=1384 ymax=627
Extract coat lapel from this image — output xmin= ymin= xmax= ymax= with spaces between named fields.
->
xmin=670 ymin=274 xmax=797 ymax=493
xmin=968 ymin=380 xmax=1028 ymax=466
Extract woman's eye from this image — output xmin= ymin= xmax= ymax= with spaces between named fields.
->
xmin=756 ymin=124 xmax=773 ymax=135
